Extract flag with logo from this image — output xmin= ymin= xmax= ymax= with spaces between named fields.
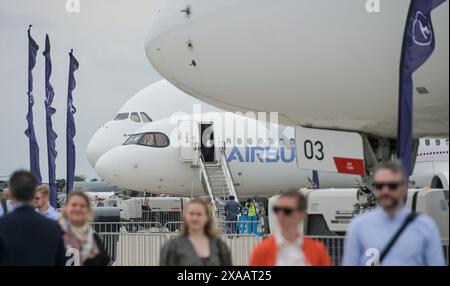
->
xmin=66 ymin=49 xmax=79 ymax=194
xmin=397 ymin=0 xmax=446 ymax=176
xmin=25 ymin=25 xmax=42 ymax=184
xmin=43 ymin=34 xmax=58 ymax=207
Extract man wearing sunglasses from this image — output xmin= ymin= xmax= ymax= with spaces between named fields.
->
xmin=343 ymin=161 xmax=445 ymax=266
xmin=249 ymin=190 xmax=331 ymax=266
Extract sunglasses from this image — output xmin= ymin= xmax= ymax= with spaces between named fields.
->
xmin=372 ymin=181 xmax=403 ymax=191
xmin=273 ymin=206 xmax=297 ymax=215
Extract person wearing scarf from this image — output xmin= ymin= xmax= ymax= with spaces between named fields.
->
xmin=60 ymin=189 xmax=110 ymax=266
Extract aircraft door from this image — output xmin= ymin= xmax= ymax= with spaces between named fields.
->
xmin=201 ymin=123 xmax=215 ymax=163
xmin=178 ymin=120 xmax=200 ymax=162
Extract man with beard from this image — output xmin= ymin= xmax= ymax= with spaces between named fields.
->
xmin=343 ymin=161 xmax=445 ymax=266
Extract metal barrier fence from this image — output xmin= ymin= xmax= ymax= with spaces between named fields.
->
xmin=97 ymin=232 xmax=263 ymax=266
xmin=121 ymin=211 xmax=182 ymax=228
xmin=93 ymin=222 xmax=449 ymax=266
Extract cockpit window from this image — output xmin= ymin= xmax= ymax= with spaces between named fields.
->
xmin=130 ymin=112 xmax=141 ymax=123
xmin=124 ymin=132 xmax=170 ymax=148
xmin=114 ymin=113 xmax=129 ymax=121
xmin=139 ymin=133 xmax=155 ymax=146
xmin=124 ymin=134 xmax=142 ymax=145
xmin=140 ymin=112 xmax=152 ymax=123
xmin=155 ymin=133 xmax=169 ymax=147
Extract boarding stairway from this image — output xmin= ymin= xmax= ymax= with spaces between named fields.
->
xmin=198 ymin=145 xmax=238 ymax=233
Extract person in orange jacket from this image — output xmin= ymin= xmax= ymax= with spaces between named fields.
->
xmin=249 ymin=190 xmax=331 ymax=266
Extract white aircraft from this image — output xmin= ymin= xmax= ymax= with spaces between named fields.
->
xmin=86 ymin=80 xmax=220 ymax=166
xmin=145 ymin=0 xmax=449 ymax=176
xmin=88 ymin=81 xmax=449 ymax=197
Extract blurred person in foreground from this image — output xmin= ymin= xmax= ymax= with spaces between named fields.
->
xmin=60 ymin=189 xmax=110 ymax=266
xmin=34 ymin=185 xmax=60 ymax=220
xmin=249 ymin=190 xmax=331 ymax=266
xmin=343 ymin=161 xmax=445 ymax=266
xmin=0 ymin=170 xmax=66 ymax=266
xmin=160 ymin=198 xmax=232 ymax=266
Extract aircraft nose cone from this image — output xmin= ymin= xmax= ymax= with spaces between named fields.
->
xmin=95 ymin=149 xmax=121 ymax=185
xmin=86 ymin=133 xmax=106 ymax=168
xmin=86 ymin=122 xmax=131 ymax=168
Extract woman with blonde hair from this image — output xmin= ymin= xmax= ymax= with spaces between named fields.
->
xmin=160 ymin=198 xmax=232 ymax=266
xmin=60 ymin=189 xmax=110 ymax=266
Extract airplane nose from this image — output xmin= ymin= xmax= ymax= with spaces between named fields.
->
xmin=86 ymin=131 xmax=107 ymax=168
xmin=94 ymin=148 xmax=123 ymax=186
xmin=95 ymin=145 xmax=139 ymax=188
xmin=86 ymin=122 xmax=130 ymax=168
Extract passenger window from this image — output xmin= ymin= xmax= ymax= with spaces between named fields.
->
xmin=290 ymin=138 xmax=296 ymax=146
xmin=226 ymin=138 xmax=232 ymax=145
xmin=247 ymin=138 xmax=253 ymax=145
xmin=257 ymin=138 xmax=264 ymax=146
xmin=237 ymin=138 xmax=242 ymax=145
xmin=425 ymin=139 xmax=430 ymax=146
xmin=130 ymin=112 xmax=141 ymax=123
xmin=279 ymin=138 xmax=285 ymax=146
xmin=436 ymin=139 xmax=441 ymax=146
xmin=114 ymin=113 xmax=129 ymax=121
xmin=140 ymin=112 xmax=152 ymax=123
xmin=155 ymin=133 xmax=169 ymax=147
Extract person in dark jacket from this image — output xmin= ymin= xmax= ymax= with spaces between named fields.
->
xmin=160 ymin=198 xmax=232 ymax=266
xmin=0 ymin=170 xmax=66 ymax=266
xmin=60 ymin=189 xmax=110 ymax=266
xmin=225 ymin=195 xmax=241 ymax=234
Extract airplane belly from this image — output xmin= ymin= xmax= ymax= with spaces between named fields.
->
xmin=146 ymin=0 xmax=449 ymax=138
xmin=227 ymin=157 xmax=359 ymax=197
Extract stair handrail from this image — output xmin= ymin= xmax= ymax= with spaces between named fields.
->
xmin=219 ymin=142 xmax=239 ymax=202
xmin=198 ymin=155 xmax=219 ymax=216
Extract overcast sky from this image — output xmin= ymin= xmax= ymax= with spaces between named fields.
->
xmin=0 ymin=0 xmax=162 ymax=180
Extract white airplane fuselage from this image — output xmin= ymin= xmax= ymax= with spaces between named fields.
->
xmin=94 ymin=116 xmax=449 ymax=197
xmin=145 ymin=0 xmax=449 ymax=138
xmin=89 ymin=81 xmax=448 ymax=198
xmin=94 ymin=116 xmax=360 ymax=197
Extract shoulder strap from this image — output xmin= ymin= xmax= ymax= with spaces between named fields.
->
xmin=379 ymin=212 xmax=419 ymax=263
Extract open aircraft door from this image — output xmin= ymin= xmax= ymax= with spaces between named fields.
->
xmin=178 ymin=120 xmax=200 ymax=163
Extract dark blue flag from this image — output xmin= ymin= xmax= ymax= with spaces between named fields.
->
xmin=397 ymin=0 xmax=446 ymax=176
xmin=43 ymin=34 xmax=58 ymax=207
xmin=66 ymin=49 xmax=79 ymax=194
xmin=312 ymin=170 xmax=320 ymax=189
xmin=25 ymin=25 xmax=42 ymax=185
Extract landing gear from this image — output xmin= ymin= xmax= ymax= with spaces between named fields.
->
xmin=353 ymin=186 xmax=376 ymax=215
xmin=351 ymin=134 xmax=419 ymax=215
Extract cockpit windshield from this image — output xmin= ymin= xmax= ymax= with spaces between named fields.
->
xmin=140 ymin=112 xmax=152 ymax=122
xmin=130 ymin=112 xmax=141 ymax=122
xmin=123 ymin=132 xmax=170 ymax=148
xmin=124 ymin=134 xmax=142 ymax=145
xmin=114 ymin=113 xmax=129 ymax=121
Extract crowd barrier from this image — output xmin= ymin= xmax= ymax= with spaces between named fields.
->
xmin=93 ymin=222 xmax=449 ymax=266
